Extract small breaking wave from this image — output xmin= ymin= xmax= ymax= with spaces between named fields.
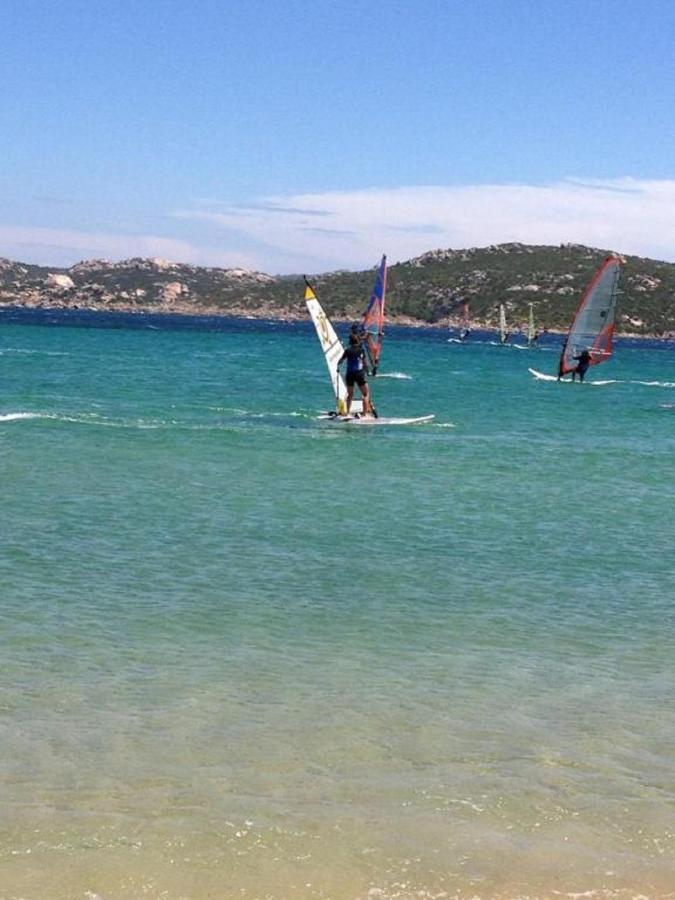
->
xmin=588 ymin=379 xmax=675 ymax=388
xmin=376 ymin=372 xmax=412 ymax=380
xmin=0 ymin=347 xmax=70 ymax=357
xmin=0 ymin=412 xmax=42 ymax=422
xmin=0 ymin=410 xmax=194 ymax=429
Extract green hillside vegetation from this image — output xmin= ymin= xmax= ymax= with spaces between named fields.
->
xmin=2 ymin=243 xmax=675 ymax=335
xmin=273 ymin=244 xmax=675 ymax=335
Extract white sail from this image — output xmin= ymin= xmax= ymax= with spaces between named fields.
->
xmin=305 ymin=284 xmax=363 ymax=414
xmin=499 ymin=304 xmax=508 ymax=343
xmin=527 ymin=304 xmax=535 ymax=345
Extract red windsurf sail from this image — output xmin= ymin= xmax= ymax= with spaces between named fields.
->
xmin=558 ymin=256 xmax=623 ymax=376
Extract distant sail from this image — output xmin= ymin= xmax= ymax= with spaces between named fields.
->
xmin=305 ymin=281 xmax=362 ymax=414
xmin=558 ymin=256 xmax=623 ymax=376
xmin=450 ymin=296 xmax=471 ymax=340
xmin=527 ymin=303 xmax=536 ymax=345
xmin=499 ymin=304 xmax=508 ymax=344
xmin=362 ymin=255 xmax=387 ymax=375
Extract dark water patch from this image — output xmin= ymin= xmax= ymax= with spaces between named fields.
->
xmin=3 ymin=306 xmax=675 ymax=354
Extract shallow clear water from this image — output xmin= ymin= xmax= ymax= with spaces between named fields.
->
xmin=1 ymin=315 xmax=674 ymax=899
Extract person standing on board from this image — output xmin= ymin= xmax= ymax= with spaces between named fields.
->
xmin=337 ymin=332 xmax=375 ymax=417
xmin=573 ymin=348 xmax=592 ymax=382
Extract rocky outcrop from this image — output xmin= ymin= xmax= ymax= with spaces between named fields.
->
xmin=45 ymin=273 xmax=75 ymax=290
xmin=0 ymin=244 xmax=674 ymax=334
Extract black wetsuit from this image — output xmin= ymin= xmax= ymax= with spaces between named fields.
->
xmin=574 ymin=349 xmax=592 ymax=382
xmin=340 ymin=344 xmax=367 ymax=387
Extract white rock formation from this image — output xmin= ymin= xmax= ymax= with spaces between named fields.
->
xmin=45 ymin=273 xmax=75 ymax=290
xmin=161 ymin=282 xmax=187 ymax=303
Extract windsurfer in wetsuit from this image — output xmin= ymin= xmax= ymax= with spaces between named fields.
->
xmin=337 ymin=333 xmax=374 ymax=417
xmin=573 ymin=348 xmax=592 ymax=382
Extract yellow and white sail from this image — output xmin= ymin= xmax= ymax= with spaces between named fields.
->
xmin=305 ymin=283 xmax=362 ymax=414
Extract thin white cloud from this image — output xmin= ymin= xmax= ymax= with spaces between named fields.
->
xmin=4 ymin=178 xmax=675 ymax=274
xmin=177 ymin=177 xmax=675 ymax=273
xmin=0 ymin=225 xmax=260 ymax=270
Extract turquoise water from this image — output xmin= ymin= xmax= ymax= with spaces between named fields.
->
xmin=1 ymin=317 xmax=674 ymax=899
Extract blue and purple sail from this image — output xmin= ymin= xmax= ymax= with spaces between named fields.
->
xmin=362 ymin=255 xmax=387 ymax=376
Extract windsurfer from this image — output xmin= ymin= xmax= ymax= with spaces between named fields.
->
xmin=338 ymin=333 xmax=374 ymax=417
xmin=573 ymin=348 xmax=592 ymax=382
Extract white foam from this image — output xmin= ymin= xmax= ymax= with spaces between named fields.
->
xmin=0 ymin=412 xmax=41 ymax=422
xmin=376 ymin=372 xmax=412 ymax=380
xmin=0 ymin=348 xmax=70 ymax=356
xmin=0 ymin=411 xmax=176 ymax=429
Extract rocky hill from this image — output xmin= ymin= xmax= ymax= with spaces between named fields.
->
xmin=1 ymin=244 xmax=674 ymax=335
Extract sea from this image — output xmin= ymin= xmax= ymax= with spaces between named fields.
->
xmin=1 ymin=309 xmax=674 ymax=900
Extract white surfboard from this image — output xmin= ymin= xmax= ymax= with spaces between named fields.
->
xmin=319 ymin=413 xmax=435 ymax=426
xmin=529 ymin=367 xmax=560 ymax=381
xmin=528 ymin=367 xmax=616 ymax=385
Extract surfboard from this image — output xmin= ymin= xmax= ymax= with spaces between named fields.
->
xmin=528 ymin=367 xmax=617 ymax=385
xmin=319 ymin=413 xmax=435 ymax=426
xmin=529 ymin=367 xmax=560 ymax=382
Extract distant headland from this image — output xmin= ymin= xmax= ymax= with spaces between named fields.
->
xmin=2 ymin=243 xmax=674 ymax=337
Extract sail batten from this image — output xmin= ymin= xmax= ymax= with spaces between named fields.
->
xmin=559 ymin=256 xmax=622 ymax=376
xmin=362 ymin=255 xmax=387 ymax=374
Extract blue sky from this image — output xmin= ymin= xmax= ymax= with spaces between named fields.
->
xmin=2 ymin=0 xmax=675 ymax=272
